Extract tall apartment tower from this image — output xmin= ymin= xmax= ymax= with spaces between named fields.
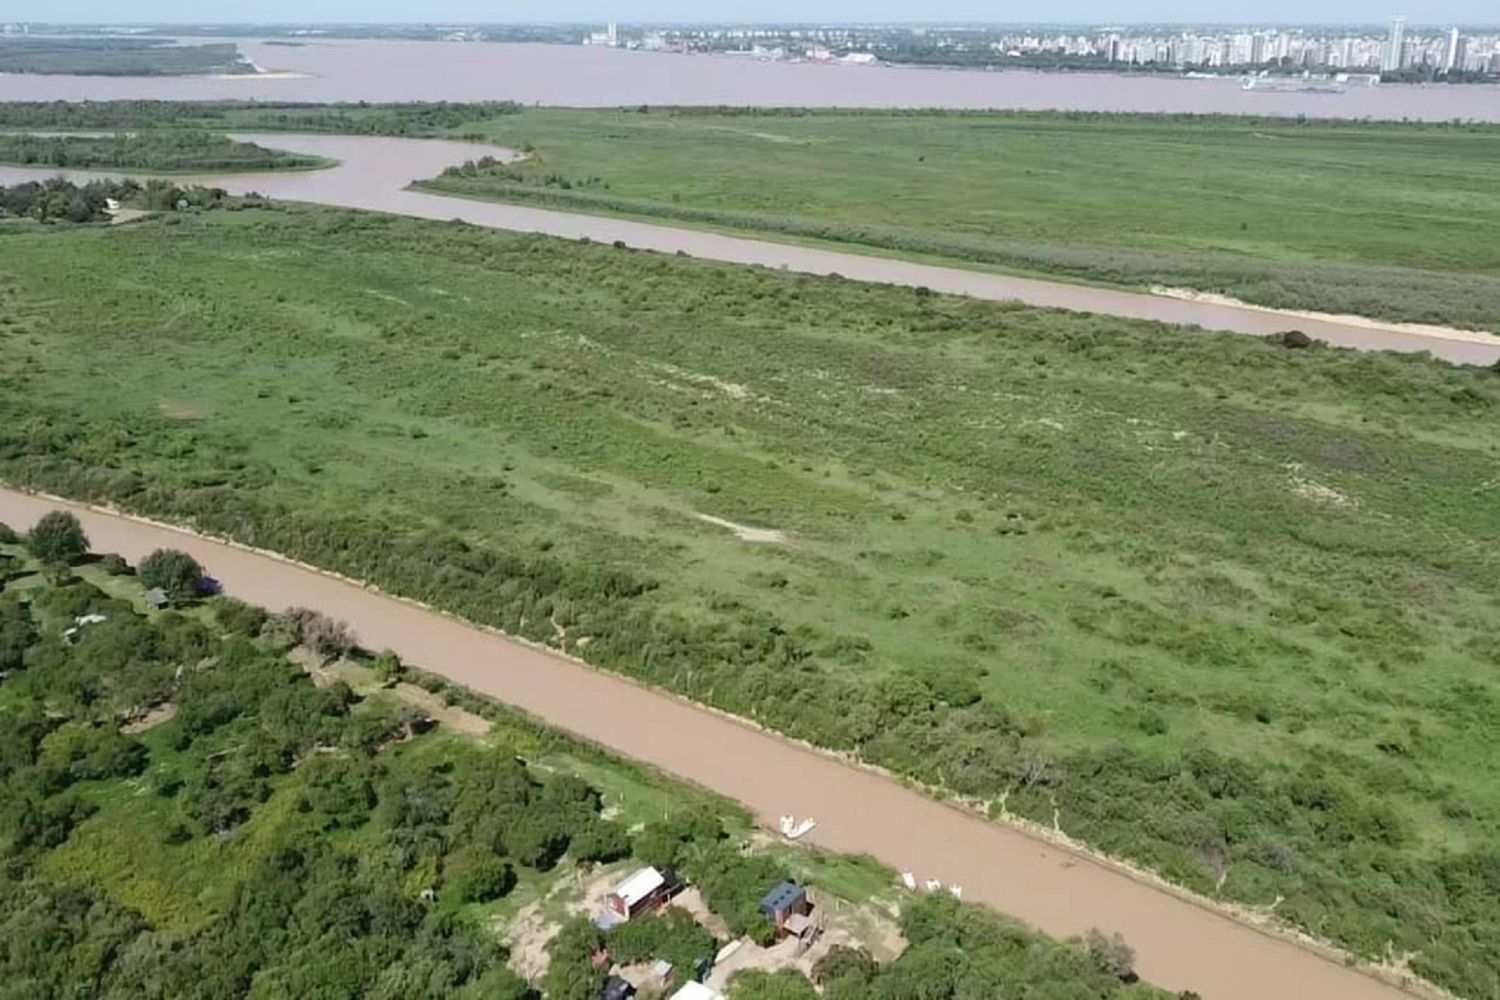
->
xmin=1443 ymin=27 xmax=1462 ymax=71
xmin=1381 ymin=15 xmax=1406 ymax=72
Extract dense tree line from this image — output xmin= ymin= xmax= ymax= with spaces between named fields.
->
xmin=0 ymin=38 xmax=248 ymax=77
xmin=0 ymin=100 xmax=521 ymax=137
xmin=0 ymin=543 xmax=592 ymax=997
xmin=0 ymin=177 xmax=231 ymax=223
xmin=0 ymin=131 xmax=322 ymax=172
xmin=0 ymin=533 xmax=1168 ymax=999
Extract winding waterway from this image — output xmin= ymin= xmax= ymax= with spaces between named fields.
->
xmin=1 ymin=131 xmax=1496 ymax=364
xmin=0 ymin=488 xmax=1427 ymax=1000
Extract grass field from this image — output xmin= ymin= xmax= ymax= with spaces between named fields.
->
xmin=1 ymin=206 xmax=1499 ymax=995
xmin=415 ymin=109 xmax=1500 ymax=331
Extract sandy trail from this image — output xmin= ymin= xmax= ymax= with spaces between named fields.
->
xmin=0 ymin=487 xmax=1428 ymax=1000
xmin=0 ymin=133 xmax=1494 ymax=365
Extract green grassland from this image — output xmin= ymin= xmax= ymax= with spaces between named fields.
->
xmin=0 ymin=37 xmax=250 ymax=76
xmin=0 ymin=131 xmax=330 ymax=172
xmin=414 ymin=108 xmax=1500 ymax=331
xmin=1 ymin=207 xmax=1499 ymax=995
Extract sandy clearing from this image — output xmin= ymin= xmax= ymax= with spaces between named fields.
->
xmin=0 ymin=486 xmax=1437 ymax=1000
xmin=692 ymin=512 xmax=789 ymax=544
xmin=1151 ymin=286 xmax=1500 ymax=349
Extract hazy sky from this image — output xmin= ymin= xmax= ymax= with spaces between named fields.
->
xmin=9 ymin=1 xmax=1494 ymax=26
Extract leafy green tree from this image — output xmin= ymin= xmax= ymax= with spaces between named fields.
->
xmin=372 ymin=649 xmax=405 ymax=686
xmin=727 ymin=969 xmax=819 ymax=1000
xmin=215 ymin=596 xmax=269 ymax=637
xmin=26 ymin=510 xmax=88 ymax=565
xmin=0 ymin=597 xmax=36 ymax=672
xmin=570 ymin=817 xmax=631 ymax=864
xmin=1083 ymin=928 xmax=1137 ymax=982
xmin=542 ymin=917 xmax=606 ymax=1000
xmin=297 ymin=754 xmax=377 ymax=830
xmin=812 ymin=944 xmax=879 ymax=986
xmin=138 ymin=548 xmax=205 ymax=603
xmin=447 ymin=847 xmax=516 ymax=903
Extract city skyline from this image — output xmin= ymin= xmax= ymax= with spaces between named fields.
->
xmin=5 ymin=4 xmax=1500 ymax=28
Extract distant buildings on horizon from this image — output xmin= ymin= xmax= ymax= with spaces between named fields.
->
xmin=2 ymin=18 xmax=1497 ymax=77
xmin=575 ymin=18 xmax=1500 ymax=77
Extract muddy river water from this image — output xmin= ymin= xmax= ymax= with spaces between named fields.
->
xmin=0 ymin=131 xmax=1496 ymax=364
xmin=2 ymin=38 xmax=1499 ymax=120
xmin=0 ymin=489 xmax=1429 ymax=1000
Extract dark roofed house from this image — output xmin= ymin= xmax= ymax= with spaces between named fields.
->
xmin=602 ymin=975 xmax=637 ymax=1000
xmin=144 ymin=588 xmax=170 ymax=611
xmin=759 ymin=881 xmax=810 ymax=930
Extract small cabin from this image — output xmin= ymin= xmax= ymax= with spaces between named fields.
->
xmin=144 ymin=588 xmax=171 ymax=610
xmin=669 ymin=984 xmax=725 ymax=1000
xmin=606 ymin=866 xmax=673 ymax=920
xmin=759 ymin=881 xmax=810 ymax=928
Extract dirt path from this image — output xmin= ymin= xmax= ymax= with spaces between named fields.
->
xmin=0 ymin=488 xmax=1432 ymax=1000
xmin=0 ymin=133 xmax=1495 ymax=365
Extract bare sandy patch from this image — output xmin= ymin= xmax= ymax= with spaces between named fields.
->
xmin=1284 ymin=464 xmax=1356 ymax=508
xmin=122 ymin=702 xmax=178 ymax=734
xmin=655 ymin=362 xmax=753 ymax=400
xmin=158 ymin=401 xmax=205 ymax=420
xmin=1151 ymin=286 xmax=1500 ymax=347
xmin=693 ymin=512 xmax=789 ymax=545
xmin=364 ymin=288 xmax=409 ymax=306
xmin=704 ymin=886 xmax=905 ymax=993
xmin=394 ymin=681 xmax=492 ymax=738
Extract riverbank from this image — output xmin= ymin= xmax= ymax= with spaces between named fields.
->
xmin=0 ymin=485 xmax=1435 ymax=1000
xmin=0 ymin=130 xmax=1493 ymax=363
xmin=1 ymin=40 xmax=1497 ymax=118
xmin=2 ymin=203 xmax=1496 ymax=995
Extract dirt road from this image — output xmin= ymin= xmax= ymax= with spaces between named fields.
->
xmin=0 ymin=488 xmax=1427 ymax=1000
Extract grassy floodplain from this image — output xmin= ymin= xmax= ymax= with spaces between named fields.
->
xmin=2 ymin=206 xmax=1499 ymax=996
xmin=414 ymin=108 xmax=1500 ymax=332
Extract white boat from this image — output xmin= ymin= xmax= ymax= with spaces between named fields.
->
xmin=948 ymin=885 xmax=963 ymax=899
xmin=924 ymin=879 xmax=943 ymax=893
xmin=901 ymin=871 xmax=917 ymax=891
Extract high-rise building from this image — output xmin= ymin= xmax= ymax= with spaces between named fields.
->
xmin=607 ymin=22 xmax=618 ymax=47
xmin=1443 ymin=27 xmax=1462 ymax=71
xmin=1381 ymin=15 xmax=1406 ymax=72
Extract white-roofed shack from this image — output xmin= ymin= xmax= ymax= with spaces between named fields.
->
xmin=606 ymin=866 xmax=676 ymax=920
xmin=668 ymin=983 xmax=725 ymax=1000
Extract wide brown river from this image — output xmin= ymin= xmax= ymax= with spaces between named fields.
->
xmin=2 ymin=38 xmax=1500 ymax=121
xmin=0 ymin=489 xmax=1430 ymax=1000
xmin=0 ymin=131 xmax=1495 ymax=364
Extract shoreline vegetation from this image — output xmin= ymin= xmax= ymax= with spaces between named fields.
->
xmin=413 ymin=108 xmax=1500 ymax=333
xmin=2 ymin=102 xmax=1497 ymax=332
xmin=0 ymin=131 xmax=331 ymax=173
xmin=0 ymin=205 xmax=1497 ymax=996
xmin=0 ymin=525 xmax=1166 ymax=999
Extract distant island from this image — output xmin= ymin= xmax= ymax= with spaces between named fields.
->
xmin=0 ymin=37 xmax=252 ymax=76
